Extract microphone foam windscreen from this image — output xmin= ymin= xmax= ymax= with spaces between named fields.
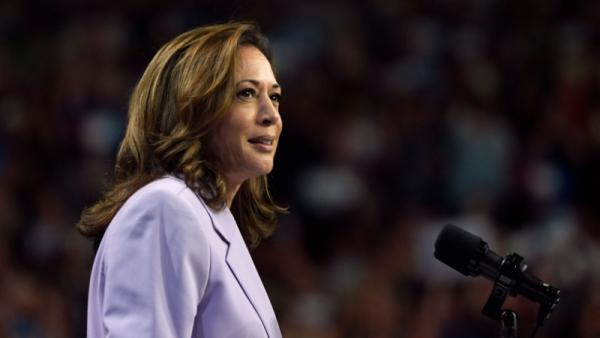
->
xmin=434 ymin=224 xmax=486 ymax=276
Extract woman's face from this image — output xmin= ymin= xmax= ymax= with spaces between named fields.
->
xmin=210 ymin=45 xmax=282 ymax=186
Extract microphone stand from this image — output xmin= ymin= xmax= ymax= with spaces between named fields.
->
xmin=483 ymin=277 xmax=519 ymax=338
xmin=500 ymin=310 xmax=518 ymax=338
xmin=481 ymin=253 xmax=559 ymax=338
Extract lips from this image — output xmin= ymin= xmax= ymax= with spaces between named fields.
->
xmin=248 ymin=136 xmax=274 ymax=145
xmin=248 ymin=135 xmax=276 ymax=153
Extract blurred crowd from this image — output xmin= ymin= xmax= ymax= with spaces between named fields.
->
xmin=1 ymin=0 xmax=599 ymax=337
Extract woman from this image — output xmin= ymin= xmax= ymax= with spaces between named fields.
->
xmin=78 ymin=22 xmax=286 ymax=338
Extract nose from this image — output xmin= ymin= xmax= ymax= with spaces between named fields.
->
xmin=258 ymin=94 xmax=280 ymax=127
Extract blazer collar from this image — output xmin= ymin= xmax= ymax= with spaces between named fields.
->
xmin=200 ymin=201 xmax=277 ymax=338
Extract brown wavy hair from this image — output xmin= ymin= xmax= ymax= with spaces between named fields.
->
xmin=77 ymin=22 xmax=286 ymax=249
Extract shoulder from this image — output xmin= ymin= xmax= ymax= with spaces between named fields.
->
xmin=104 ymin=175 xmax=210 ymax=243
xmin=93 ymin=176 xmax=213 ymax=323
xmin=127 ymin=175 xmax=189 ymax=205
xmin=119 ymin=175 xmax=207 ymax=215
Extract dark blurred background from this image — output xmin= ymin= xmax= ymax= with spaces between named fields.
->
xmin=1 ymin=0 xmax=599 ymax=337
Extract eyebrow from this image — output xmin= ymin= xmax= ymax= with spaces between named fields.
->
xmin=237 ymin=79 xmax=281 ymax=90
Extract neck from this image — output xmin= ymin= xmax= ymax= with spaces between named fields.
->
xmin=225 ymin=180 xmax=241 ymax=208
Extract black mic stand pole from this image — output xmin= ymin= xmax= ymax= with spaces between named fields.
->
xmin=481 ymin=253 xmax=520 ymax=338
xmin=500 ymin=310 xmax=518 ymax=338
xmin=482 ymin=277 xmax=519 ymax=338
xmin=480 ymin=253 xmax=559 ymax=338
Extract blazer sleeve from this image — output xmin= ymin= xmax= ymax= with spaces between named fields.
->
xmin=100 ymin=187 xmax=210 ymax=338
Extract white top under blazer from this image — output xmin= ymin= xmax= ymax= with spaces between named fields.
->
xmin=86 ymin=175 xmax=282 ymax=338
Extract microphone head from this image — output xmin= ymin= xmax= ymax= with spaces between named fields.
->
xmin=434 ymin=224 xmax=487 ymax=276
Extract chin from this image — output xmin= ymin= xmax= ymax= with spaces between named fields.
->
xmin=256 ymin=166 xmax=273 ymax=177
xmin=251 ymin=162 xmax=274 ymax=177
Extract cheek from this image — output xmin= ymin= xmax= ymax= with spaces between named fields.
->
xmin=218 ymin=114 xmax=246 ymax=144
xmin=222 ymin=116 xmax=253 ymax=161
xmin=209 ymin=124 xmax=237 ymax=163
xmin=225 ymin=109 xmax=251 ymax=136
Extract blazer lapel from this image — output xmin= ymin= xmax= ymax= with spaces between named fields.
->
xmin=201 ymin=202 xmax=275 ymax=337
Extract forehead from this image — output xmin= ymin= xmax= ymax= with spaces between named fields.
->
xmin=236 ymin=45 xmax=276 ymax=80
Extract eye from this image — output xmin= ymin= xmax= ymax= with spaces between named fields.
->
xmin=270 ymin=93 xmax=282 ymax=104
xmin=237 ymin=88 xmax=256 ymax=100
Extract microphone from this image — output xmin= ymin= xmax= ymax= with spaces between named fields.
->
xmin=433 ymin=224 xmax=560 ymax=327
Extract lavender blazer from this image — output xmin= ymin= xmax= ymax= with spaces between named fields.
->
xmin=86 ymin=176 xmax=281 ymax=338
